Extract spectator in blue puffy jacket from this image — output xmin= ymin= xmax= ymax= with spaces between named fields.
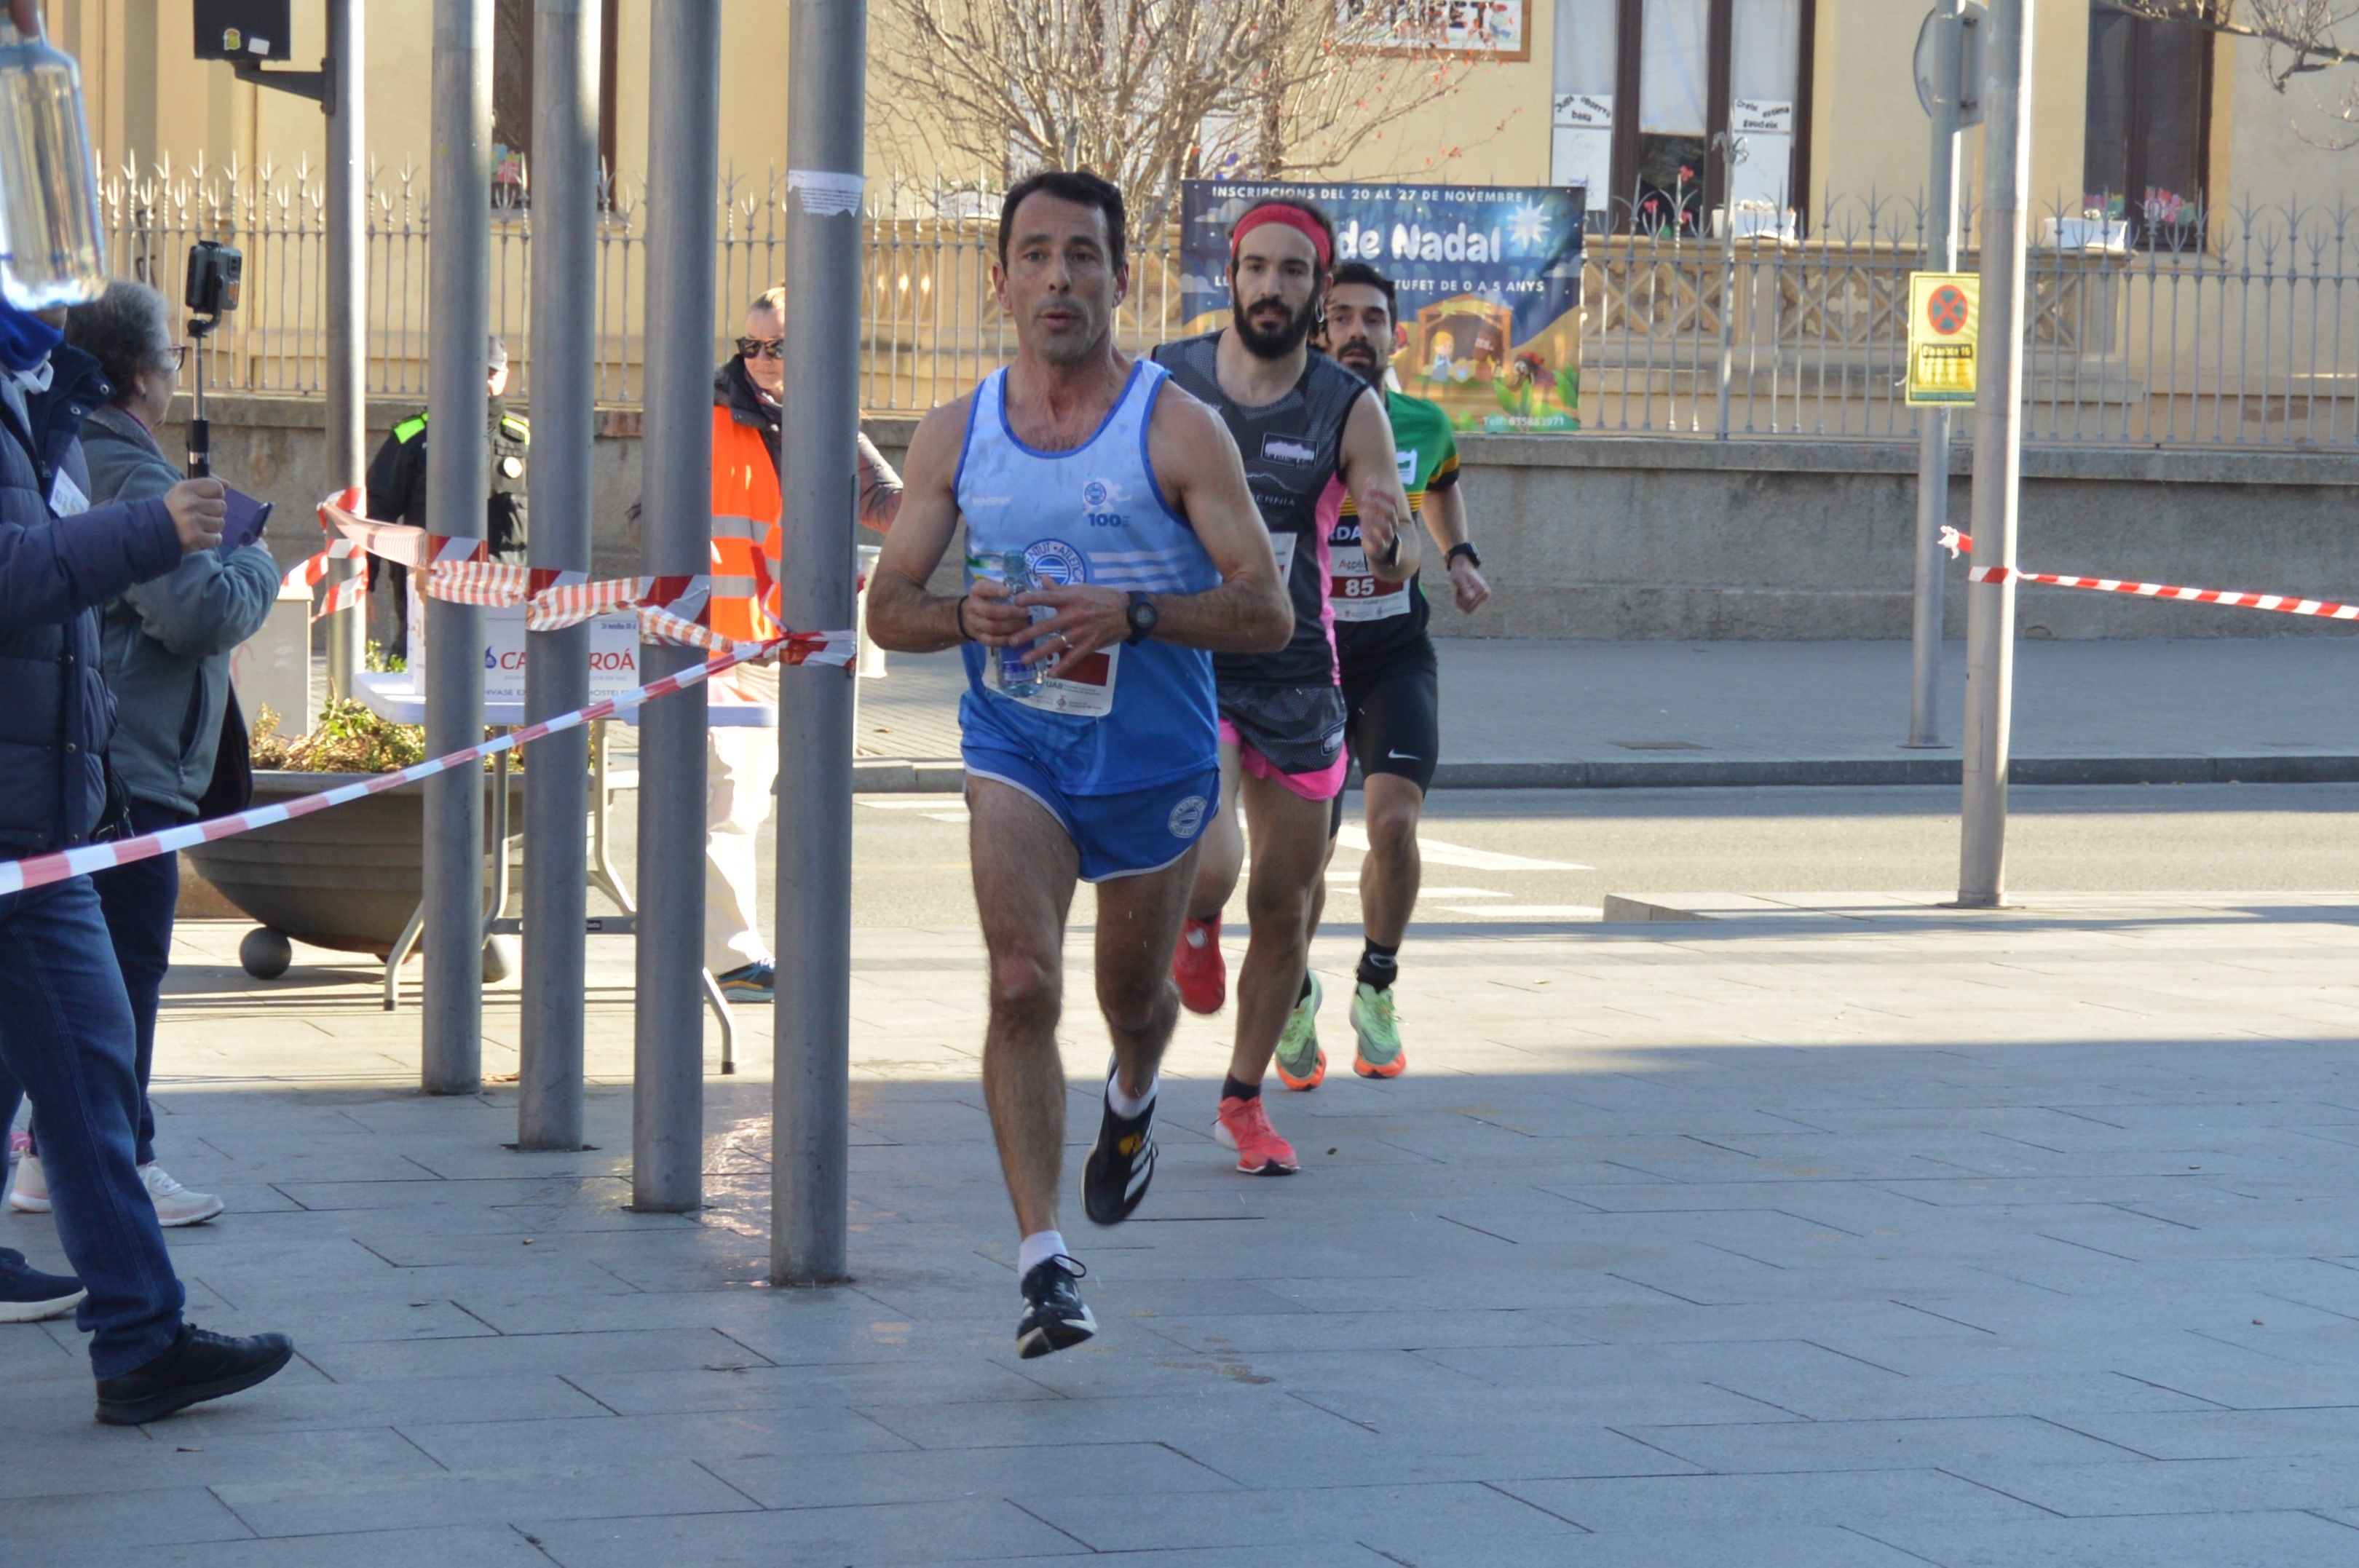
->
xmin=0 ymin=298 xmax=293 ymax=1425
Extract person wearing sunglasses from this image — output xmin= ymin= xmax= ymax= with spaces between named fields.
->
xmin=687 ymin=286 xmax=904 ymax=1002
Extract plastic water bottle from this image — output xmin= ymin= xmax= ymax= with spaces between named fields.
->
xmin=997 ymin=550 xmax=1050 ymax=699
xmin=0 ymin=13 xmax=107 ymax=310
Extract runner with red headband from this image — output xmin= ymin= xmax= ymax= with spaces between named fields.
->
xmin=1150 ymin=197 xmax=1416 ymax=1177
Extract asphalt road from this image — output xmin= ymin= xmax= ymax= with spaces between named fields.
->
xmin=599 ymin=783 xmax=2359 ymax=935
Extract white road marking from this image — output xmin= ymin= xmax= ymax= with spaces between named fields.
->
xmin=1335 ymin=825 xmax=1589 ymax=872
xmin=858 ymin=796 xmax=968 ymax=809
xmin=1439 ymin=904 xmax=1604 ymax=920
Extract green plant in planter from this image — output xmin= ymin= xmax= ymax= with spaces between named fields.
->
xmin=251 ymin=702 xmax=525 ymax=775
xmin=251 ymin=700 xmax=426 ymax=773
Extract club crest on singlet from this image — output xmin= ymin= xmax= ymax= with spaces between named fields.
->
xmin=1020 ymin=539 xmax=1090 ymax=585
xmin=1080 ymin=479 xmax=1139 ymax=528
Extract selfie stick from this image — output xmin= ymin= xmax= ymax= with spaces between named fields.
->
xmin=185 ymin=312 xmax=213 ymax=478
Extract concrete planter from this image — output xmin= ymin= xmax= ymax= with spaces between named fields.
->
xmin=183 ymin=769 xmax=521 ymax=964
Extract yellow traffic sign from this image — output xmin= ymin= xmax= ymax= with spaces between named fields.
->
xmin=1907 ymin=271 xmax=1980 ymax=407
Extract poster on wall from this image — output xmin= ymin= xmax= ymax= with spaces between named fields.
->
xmin=1335 ymin=0 xmax=1531 ymax=58
xmin=1179 ymin=179 xmax=1586 ymax=434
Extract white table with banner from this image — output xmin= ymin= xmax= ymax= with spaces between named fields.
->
xmin=357 ymin=604 xmax=782 ymax=1074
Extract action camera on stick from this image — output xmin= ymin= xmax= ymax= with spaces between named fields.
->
xmin=184 ymin=239 xmax=242 ymax=478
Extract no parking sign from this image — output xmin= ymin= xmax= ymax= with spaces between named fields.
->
xmin=1907 ymin=272 xmax=1980 ymax=406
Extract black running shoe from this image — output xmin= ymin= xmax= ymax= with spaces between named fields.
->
xmin=1016 ymin=1256 xmax=1096 ymax=1359
xmin=95 ymin=1323 xmax=295 ymax=1425
xmin=1083 ymin=1075 xmax=1157 ymax=1227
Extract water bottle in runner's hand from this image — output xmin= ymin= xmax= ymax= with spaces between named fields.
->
xmin=997 ymin=550 xmax=1050 ymax=699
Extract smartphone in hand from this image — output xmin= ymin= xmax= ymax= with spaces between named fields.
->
xmin=218 ymin=486 xmax=272 ymax=553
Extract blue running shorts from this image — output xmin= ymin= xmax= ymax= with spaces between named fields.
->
xmin=963 ymin=742 xmax=1220 ymax=884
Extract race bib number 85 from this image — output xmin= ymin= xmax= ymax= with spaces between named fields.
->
xmin=1329 ymin=545 xmax=1410 ymax=622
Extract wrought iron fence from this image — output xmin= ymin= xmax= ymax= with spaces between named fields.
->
xmin=1585 ymin=191 xmax=2359 ymax=448
xmin=98 ymin=157 xmax=2359 ymax=450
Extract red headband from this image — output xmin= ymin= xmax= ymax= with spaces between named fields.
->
xmin=1230 ymin=203 xmax=1332 ymax=269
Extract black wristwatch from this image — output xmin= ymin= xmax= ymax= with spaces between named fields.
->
xmin=1446 ymin=542 xmax=1482 ymax=570
xmin=1124 ymin=591 xmax=1159 ymax=646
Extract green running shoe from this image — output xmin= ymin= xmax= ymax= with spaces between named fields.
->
xmin=1273 ymin=973 xmax=1325 ymax=1090
xmin=1351 ymin=982 xmax=1405 ymax=1078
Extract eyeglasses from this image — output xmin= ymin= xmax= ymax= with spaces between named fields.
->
xmin=735 ymin=336 xmax=784 ymax=361
xmin=161 ymin=344 xmax=188 ymax=371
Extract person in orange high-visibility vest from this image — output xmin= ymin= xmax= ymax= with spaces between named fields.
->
xmin=703 ymin=287 xmax=902 ymax=999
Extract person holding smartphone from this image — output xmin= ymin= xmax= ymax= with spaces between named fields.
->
xmin=0 ymin=280 xmax=276 ymax=1230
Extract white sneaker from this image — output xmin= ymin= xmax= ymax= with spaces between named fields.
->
xmin=5 ymin=1151 xmax=48 ymax=1213
xmin=140 ymin=1164 xmax=224 ymax=1227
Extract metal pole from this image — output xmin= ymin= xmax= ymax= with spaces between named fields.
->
xmin=422 ymin=0 xmax=492 ymax=1093
xmin=518 ymin=0 xmax=600 ymax=1151
xmin=772 ymin=0 xmax=865 ymax=1286
xmin=1956 ymin=0 xmax=2031 ymax=906
xmin=631 ymin=0 xmax=721 ymax=1213
xmin=1908 ymin=0 xmax=1962 ymax=748
xmin=1714 ymin=135 xmax=1740 ymax=440
xmin=323 ymin=0 xmax=365 ymax=700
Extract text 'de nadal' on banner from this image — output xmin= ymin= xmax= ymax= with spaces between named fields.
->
xmin=1906 ymin=271 xmax=1980 ymax=407
xmin=1179 ymin=180 xmax=1586 ymax=434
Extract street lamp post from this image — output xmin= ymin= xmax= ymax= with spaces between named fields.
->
xmin=323 ymin=0 xmax=365 ymax=702
xmin=771 ymin=0 xmax=866 ymax=1286
xmin=422 ymin=0 xmax=493 ymax=1093
xmin=1956 ymin=0 xmax=2032 ymax=907
xmin=518 ymin=0 xmax=601 ymax=1152
xmin=631 ymin=0 xmax=722 ymax=1212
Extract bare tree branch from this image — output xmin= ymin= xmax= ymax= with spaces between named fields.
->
xmin=2098 ymin=1 xmax=2359 ymax=83
xmin=869 ymin=0 xmax=1523 ymax=237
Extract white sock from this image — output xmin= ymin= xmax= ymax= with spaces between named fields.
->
xmin=1105 ymin=1065 xmax=1157 ymax=1120
xmin=1017 ymin=1230 xmax=1070 ymax=1283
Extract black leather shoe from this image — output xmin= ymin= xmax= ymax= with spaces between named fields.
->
xmin=95 ymin=1324 xmax=295 ymax=1425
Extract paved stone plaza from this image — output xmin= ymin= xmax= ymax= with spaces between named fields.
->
xmin=9 ymin=884 xmax=2359 ymax=1564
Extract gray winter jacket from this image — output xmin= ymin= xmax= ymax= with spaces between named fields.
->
xmin=84 ymin=404 xmax=278 ymax=816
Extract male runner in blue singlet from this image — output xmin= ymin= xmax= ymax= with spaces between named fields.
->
xmin=866 ymin=171 xmax=1291 ymax=1358
xmin=1153 ymin=201 xmax=1416 ymax=1177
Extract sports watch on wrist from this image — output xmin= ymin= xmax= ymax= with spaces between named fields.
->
xmin=1447 ymin=542 xmax=1482 ymax=570
xmin=1124 ymin=591 xmax=1159 ymax=646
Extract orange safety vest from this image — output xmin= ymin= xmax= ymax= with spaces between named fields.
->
xmin=708 ymin=407 xmax=783 ymax=643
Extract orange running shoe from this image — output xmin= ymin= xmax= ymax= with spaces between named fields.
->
xmin=1212 ymin=1093 xmax=1300 ymax=1176
xmin=1171 ymin=916 xmax=1227 ymax=1015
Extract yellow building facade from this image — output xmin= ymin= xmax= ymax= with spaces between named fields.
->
xmin=60 ymin=1 xmax=2352 ymax=224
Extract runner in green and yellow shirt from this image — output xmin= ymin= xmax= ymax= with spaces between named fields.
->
xmin=1266 ymin=261 xmax=1494 ymax=1089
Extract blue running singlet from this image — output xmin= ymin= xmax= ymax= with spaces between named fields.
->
xmin=955 ymin=359 xmax=1222 ymax=796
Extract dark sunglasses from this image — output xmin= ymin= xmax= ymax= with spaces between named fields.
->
xmin=736 ymin=336 xmax=784 ymax=361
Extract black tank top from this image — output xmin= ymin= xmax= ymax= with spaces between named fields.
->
xmin=1151 ymin=331 xmax=1365 ymax=689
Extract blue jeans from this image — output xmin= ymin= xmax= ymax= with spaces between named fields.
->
xmin=0 ymin=876 xmax=184 ymax=1377
xmin=3 ymin=801 xmax=184 ymax=1167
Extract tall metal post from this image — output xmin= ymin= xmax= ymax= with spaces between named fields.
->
xmin=772 ymin=0 xmax=865 ymax=1286
xmin=1908 ymin=0 xmax=1962 ymax=748
xmin=1956 ymin=0 xmax=2031 ymax=906
xmin=518 ymin=0 xmax=601 ymax=1150
xmin=323 ymin=0 xmax=365 ymax=700
xmin=631 ymin=0 xmax=722 ymax=1212
xmin=422 ymin=0 xmax=493 ymax=1093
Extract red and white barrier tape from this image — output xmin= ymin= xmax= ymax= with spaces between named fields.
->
xmin=1943 ymin=526 xmax=2359 ymax=623
xmin=1968 ymin=564 xmax=2359 ymax=621
xmin=0 ymin=626 xmax=855 ymax=898
xmin=314 ymin=497 xmax=729 ymax=644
